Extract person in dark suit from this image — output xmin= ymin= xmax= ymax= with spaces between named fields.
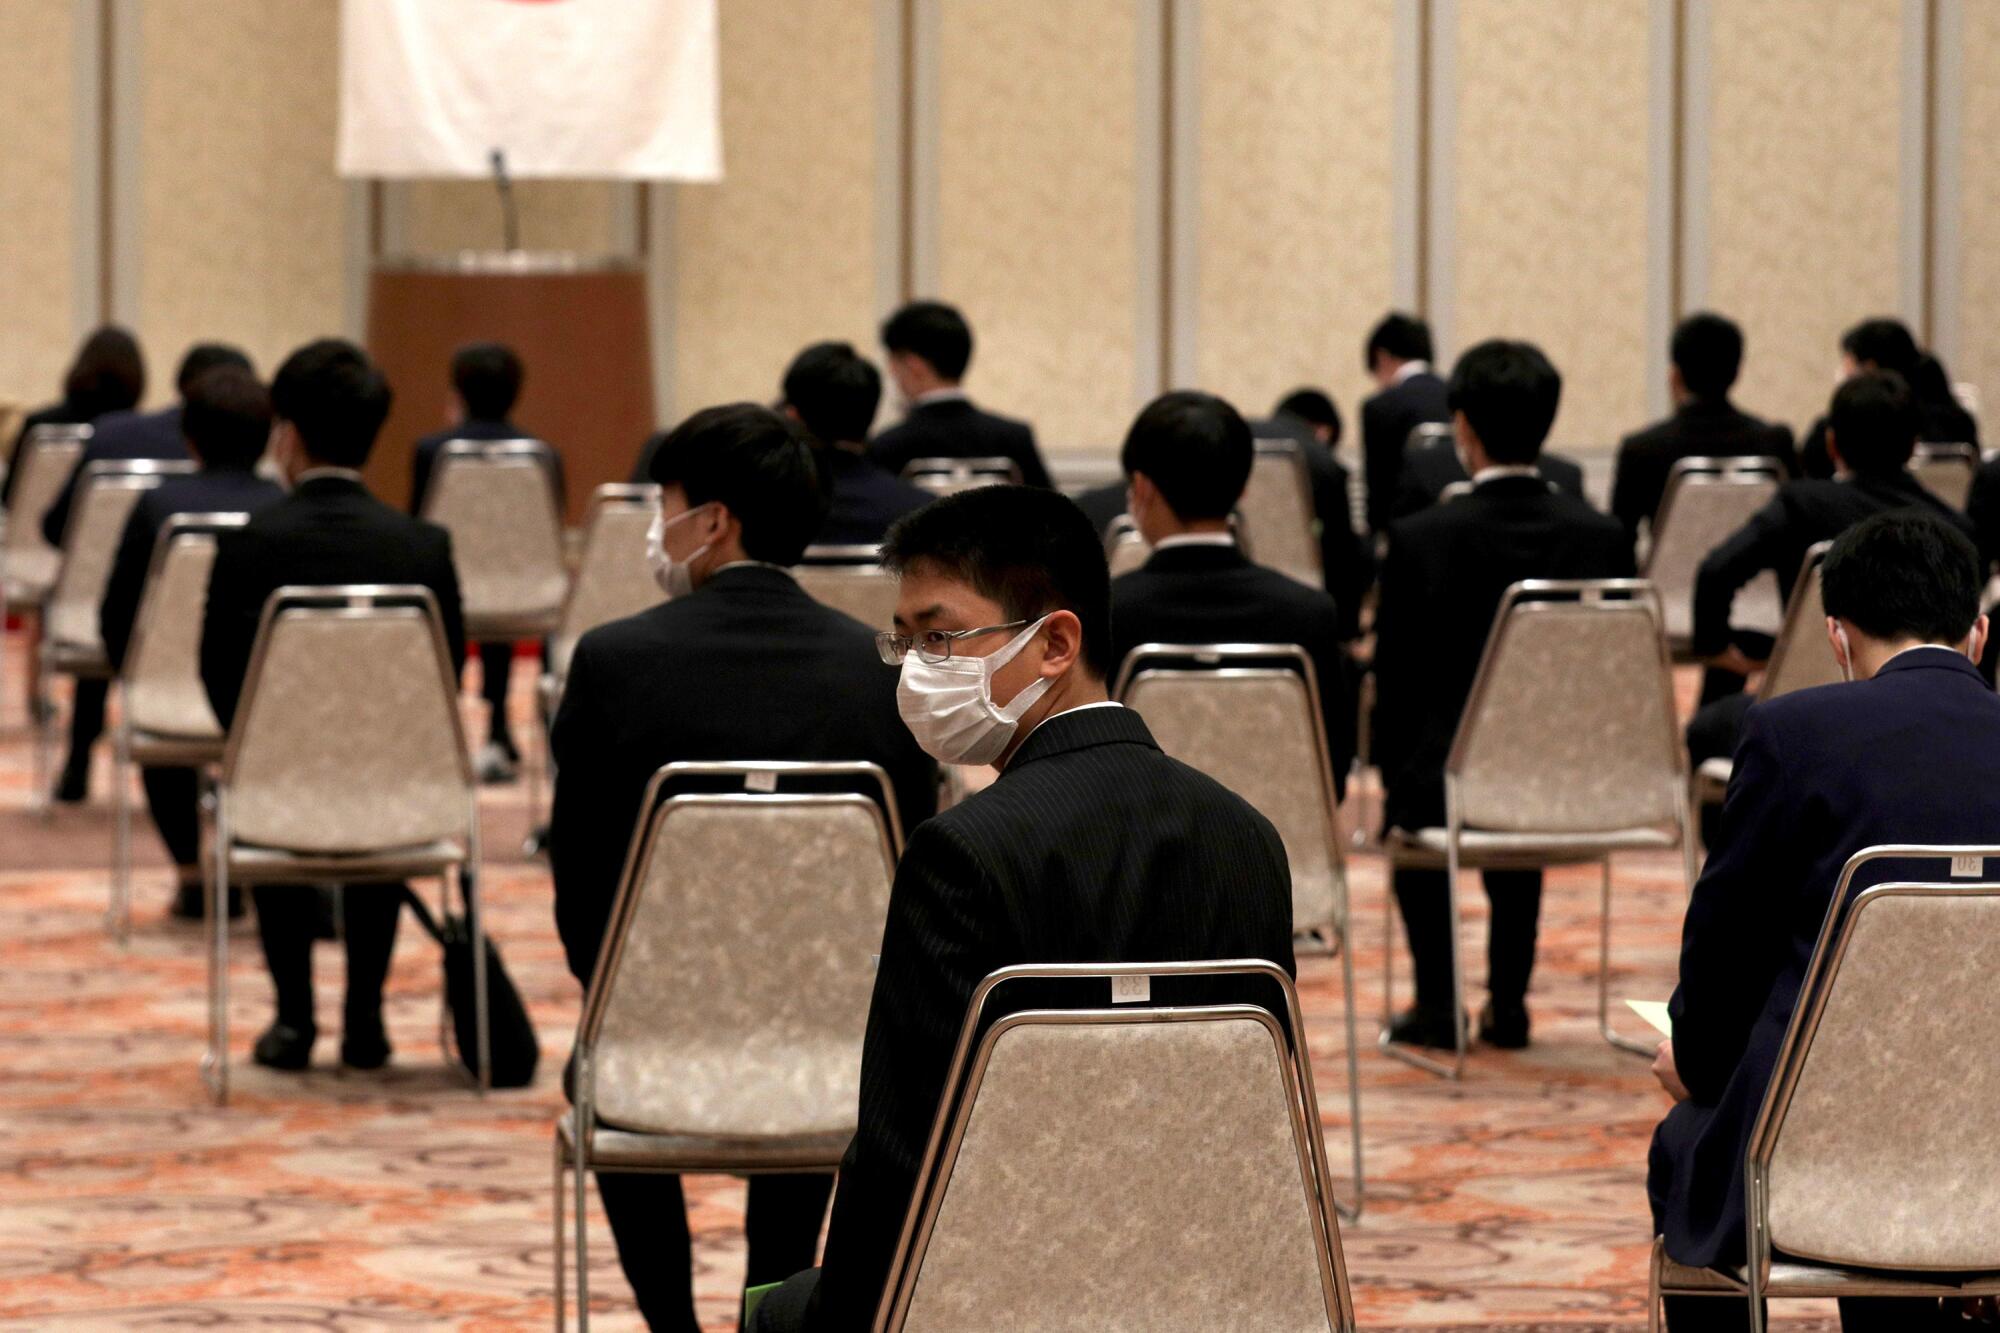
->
xmin=1389 ymin=429 xmax=1588 ymax=520
xmin=778 ymin=340 xmax=930 ymax=547
xmin=549 ymin=403 xmax=937 ymax=1333
xmin=1108 ymin=390 xmax=1354 ymax=794
xmin=1611 ymin=312 xmax=1798 ymax=539
xmin=865 ymin=300 xmax=1053 ymax=489
xmin=1373 ymin=340 xmax=1635 ymax=1051
xmin=1258 ymin=388 xmax=1376 ymax=642
xmin=43 ymin=342 xmax=252 ymax=805
xmin=1360 ymin=312 xmax=1451 ymax=535
xmin=1650 ymin=511 xmax=1999 ymax=1333
xmin=99 ymin=365 xmax=284 ymax=920
xmin=2 ymin=325 xmax=145 ymax=510
xmin=751 ymin=483 xmax=1296 ymax=1332
xmin=1799 ymin=319 xmax=1978 ymax=479
xmin=200 ymin=339 xmax=464 ymax=1075
xmin=406 ymin=342 xmax=556 ymax=784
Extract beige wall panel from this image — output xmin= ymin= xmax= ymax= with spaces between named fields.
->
xmin=1705 ymin=0 xmax=1903 ymax=436
xmin=1451 ymin=0 xmax=1650 ymax=453
xmin=400 ymin=181 xmax=620 ymax=256
xmin=1193 ymin=0 xmax=1394 ymax=428
xmin=1955 ymin=1 xmax=2000 ymax=415
xmin=671 ymin=0 xmax=878 ymax=418
xmin=136 ymin=0 xmax=348 ymax=394
xmin=0 ymin=0 xmax=79 ymax=407
xmin=936 ymin=0 xmax=1140 ymax=451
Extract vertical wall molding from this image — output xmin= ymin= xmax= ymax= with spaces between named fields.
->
xmin=1164 ymin=0 xmax=1200 ymax=392
xmin=646 ymin=183 xmax=677 ymax=424
xmin=1423 ymin=0 xmax=1457 ymax=359
xmin=1899 ymin=0 xmax=1933 ymax=337
xmin=1390 ymin=0 xmax=1427 ymax=315
xmin=1134 ymin=0 xmax=1168 ymax=405
xmin=1679 ymin=0 xmax=1712 ymax=314
xmin=874 ymin=0 xmax=908 ymax=317
xmin=1932 ymin=0 xmax=1963 ymax=369
xmin=71 ymin=0 xmax=104 ymax=335
xmin=905 ymin=0 xmax=940 ymax=298
xmin=1645 ymin=0 xmax=1684 ymax=420
xmin=104 ymin=0 xmax=142 ymax=338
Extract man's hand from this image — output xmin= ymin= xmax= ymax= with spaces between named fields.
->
xmin=1705 ymin=645 xmax=1764 ymax=678
xmin=1652 ymin=1039 xmax=1690 ymax=1103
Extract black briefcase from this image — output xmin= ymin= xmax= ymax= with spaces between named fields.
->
xmin=402 ymin=886 xmax=540 ymax=1088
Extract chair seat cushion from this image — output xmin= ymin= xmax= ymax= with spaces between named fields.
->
xmin=556 ymin=1116 xmax=849 ymax=1173
xmin=44 ymin=640 xmax=110 ymax=676
xmin=128 ymin=730 xmax=225 ymax=766
xmin=1386 ymin=825 xmax=1677 ymax=869
xmin=226 ymin=839 xmax=467 ymax=884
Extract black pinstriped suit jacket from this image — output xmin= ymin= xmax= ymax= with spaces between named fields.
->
xmin=806 ymin=704 xmax=1297 ymax=1329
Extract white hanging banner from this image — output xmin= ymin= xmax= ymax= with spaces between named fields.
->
xmin=337 ymin=0 xmax=722 ymax=181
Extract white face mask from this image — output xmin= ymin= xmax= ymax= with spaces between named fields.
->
xmin=647 ymin=504 xmax=713 ymax=600
xmin=897 ymin=615 xmax=1054 ymax=767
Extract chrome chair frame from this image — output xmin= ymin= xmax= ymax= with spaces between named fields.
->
xmin=902 ymin=456 xmax=1022 ymax=496
xmin=872 ymin=960 xmax=1356 ymax=1333
xmin=1382 ymin=579 xmax=1697 ymax=1078
xmin=204 ymin=584 xmax=485 ymax=1105
xmin=555 ymin=759 xmax=904 ymax=1331
xmin=1651 ymin=845 xmax=2000 ymax=1332
xmin=1404 ymin=421 xmax=1453 ymax=456
xmin=1645 ymin=456 xmax=1788 ymax=658
xmin=0 ymin=424 xmax=89 ymax=729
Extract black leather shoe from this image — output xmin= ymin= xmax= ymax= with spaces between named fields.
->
xmin=340 ymin=1024 xmax=392 ymax=1071
xmin=1385 ymin=1006 xmax=1460 ymax=1050
xmin=1479 ymin=1002 xmax=1531 ymax=1050
xmin=170 ymin=883 xmax=245 ymax=920
xmin=252 ymin=1022 xmax=316 ymax=1071
xmin=52 ymin=764 xmax=89 ymax=804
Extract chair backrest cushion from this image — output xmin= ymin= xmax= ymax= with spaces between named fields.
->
xmin=126 ymin=532 xmax=223 ymax=739
xmin=1759 ymin=559 xmax=1842 ymax=702
xmin=1239 ymin=445 xmax=1322 ymax=589
xmin=1648 ymin=472 xmax=1782 ymax=640
xmin=2 ymin=434 xmax=85 ymax=593
xmin=47 ymin=478 xmax=157 ymax=649
xmin=794 ymin=563 xmax=899 ymax=631
xmin=552 ymin=492 xmax=662 ymax=681
xmin=426 ymin=449 xmax=569 ymax=620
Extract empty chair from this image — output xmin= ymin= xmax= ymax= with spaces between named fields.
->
xmin=1115 ymin=643 xmax=1363 ymax=1210
xmin=873 ymin=960 xmax=1356 ymax=1332
xmin=1645 ymin=457 xmax=1787 ymax=656
xmin=1238 ymin=439 xmax=1322 ymax=588
xmin=109 ymin=513 xmax=249 ymax=940
xmin=902 ymin=456 xmax=1022 ymax=496
xmin=1651 ymin=847 xmax=2000 ymax=1333
xmin=554 ymin=760 xmax=903 ymax=1330
xmin=1383 ymin=580 xmax=1695 ymax=1077
xmin=421 ymin=438 xmax=569 ymax=640
xmin=206 ymin=585 xmax=485 ymax=1104
xmin=1908 ymin=440 xmax=1978 ymax=510
xmin=0 ymin=424 xmax=89 ymax=722
xmin=795 ymin=545 xmax=900 ymax=630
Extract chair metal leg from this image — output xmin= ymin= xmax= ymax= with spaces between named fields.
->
xmin=465 ymin=801 xmax=490 ymax=1093
xmin=203 ymin=810 xmax=231 ymax=1105
xmin=1379 ymin=836 xmax=1470 ymax=1079
xmin=31 ymin=658 xmax=52 ymax=819
xmin=110 ymin=713 xmax=132 ymax=943
xmin=1599 ymin=857 xmax=1653 ymax=1057
xmin=573 ymin=1102 xmax=592 ymax=1332
xmin=552 ymin=1132 xmax=567 ymax=1331
xmin=1647 ymin=1240 xmax=1664 ymax=1333
xmin=1333 ymin=918 xmax=1365 ymax=1221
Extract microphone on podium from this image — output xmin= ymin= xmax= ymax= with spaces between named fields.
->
xmin=490 ymin=148 xmax=520 ymax=253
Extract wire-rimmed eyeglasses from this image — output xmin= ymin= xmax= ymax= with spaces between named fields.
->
xmin=875 ymin=620 xmax=1028 ymax=666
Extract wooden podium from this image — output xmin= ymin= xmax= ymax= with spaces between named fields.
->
xmin=364 ymin=254 xmax=655 ymax=525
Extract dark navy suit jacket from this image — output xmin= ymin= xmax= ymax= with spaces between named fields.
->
xmin=1650 ymin=649 xmax=2000 ymax=1267
xmin=866 ymin=396 xmax=1052 ymax=490
xmin=816 ymin=445 xmax=933 ymax=547
xmin=41 ymin=406 xmax=188 ymax=546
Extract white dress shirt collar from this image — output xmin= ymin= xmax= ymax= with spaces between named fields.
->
xmin=911 ymin=387 xmax=969 ymax=409
xmin=1152 ymin=532 xmax=1237 ymax=550
xmin=296 ymin=466 xmax=366 ymax=485
xmin=1471 ymin=464 xmax=1540 ymax=486
xmin=1391 ymin=359 xmax=1432 ymax=385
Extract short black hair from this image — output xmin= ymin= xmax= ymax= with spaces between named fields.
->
xmin=1671 ymin=312 xmax=1743 ymax=399
xmin=175 ymin=343 xmax=252 ymax=398
xmin=782 ymin=341 xmax=882 ymax=445
xmin=180 ymin=365 xmax=272 ymax=470
xmin=269 ymin=338 xmax=393 ymax=468
xmin=1827 ymin=370 xmax=1919 ymax=476
xmin=1821 ymin=509 xmax=1982 ymax=645
xmin=1365 ymin=312 xmax=1433 ymax=370
xmin=881 ymin=300 xmax=973 ymax=381
xmin=1447 ymin=339 xmax=1562 ymax=464
xmin=64 ymin=326 xmax=146 ymax=416
xmin=880 ymin=485 xmax=1112 ymax=679
xmin=1119 ymin=391 xmax=1252 ymax=521
xmin=1275 ymin=388 xmax=1342 ymax=446
xmin=451 ymin=342 xmax=523 ymax=421
xmin=1841 ymin=318 xmax=1922 ymax=376
xmin=646 ymin=403 xmax=827 ymax=566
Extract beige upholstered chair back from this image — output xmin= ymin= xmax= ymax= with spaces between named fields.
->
xmin=1449 ymin=582 xmax=1681 ymax=832
xmin=796 ymin=552 xmax=900 ymax=631
xmin=47 ymin=464 xmax=187 ymax=649
xmin=1 ymin=428 xmax=87 ymax=598
xmin=0 ymin=403 xmax=23 ymax=476
xmin=1759 ymin=882 xmax=2000 ymax=1271
xmin=1757 ymin=543 xmax=1842 ymax=703
xmin=1107 ymin=528 xmax=1150 ymax=577
xmin=1404 ymin=421 xmax=1452 ymax=455
xmin=903 ymin=457 xmax=1021 ymax=496
xmin=549 ymin=484 xmax=662 ymax=682
xmin=1239 ymin=440 xmax=1322 ymax=588
xmin=1117 ymin=647 xmax=1343 ymax=935
xmin=223 ymin=587 xmax=471 ymax=852
xmin=586 ymin=771 xmax=898 ymax=1136
xmin=422 ymin=440 xmax=568 ymax=627
xmin=125 ymin=515 xmax=249 ymax=739
xmin=1646 ymin=458 xmax=1786 ymax=643
xmin=1909 ymin=442 xmax=1978 ymax=510
xmin=891 ymin=1009 xmax=1341 ymax=1331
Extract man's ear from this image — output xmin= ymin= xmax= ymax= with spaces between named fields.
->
xmin=1971 ymin=614 xmax=1990 ymax=665
xmin=1037 ymin=609 xmax=1085 ymax=678
xmin=1826 ymin=616 xmax=1849 ymax=672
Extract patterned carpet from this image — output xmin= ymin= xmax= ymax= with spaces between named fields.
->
xmin=0 ymin=650 xmax=1842 ymax=1330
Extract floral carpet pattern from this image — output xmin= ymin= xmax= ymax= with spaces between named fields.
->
xmin=0 ymin=655 xmax=1840 ymax=1329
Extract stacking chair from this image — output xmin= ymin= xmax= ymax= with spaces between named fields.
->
xmin=205 ymin=585 xmax=485 ymax=1104
xmin=796 ymin=544 xmax=900 ymax=630
xmin=1645 ymin=456 xmax=1787 ymax=657
xmin=1404 ymin=421 xmax=1453 ymax=456
xmin=35 ymin=459 xmax=193 ymax=809
xmin=1651 ymin=845 xmax=2000 ymax=1332
xmin=109 ymin=513 xmax=250 ymax=941
xmin=1114 ymin=643 xmax=1363 ymax=1212
xmin=540 ymin=483 xmax=662 ymax=709
xmin=1691 ymin=542 xmax=1838 ymax=810
xmin=1909 ymin=440 xmax=1979 ymax=510
xmin=0 ymin=423 xmax=88 ymax=724
xmin=872 ymin=961 xmax=1356 ymax=1332
xmin=554 ymin=760 xmax=903 ymax=1330
xmin=903 ymin=457 xmax=1022 ymax=496
xmin=1238 ymin=439 xmax=1322 ymax=588
xmin=1382 ymin=580 xmax=1695 ymax=1077
xmin=1102 ymin=514 xmax=1151 ymax=577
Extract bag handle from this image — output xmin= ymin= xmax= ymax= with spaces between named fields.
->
xmin=400 ymin=886 xmax=447 ymax=946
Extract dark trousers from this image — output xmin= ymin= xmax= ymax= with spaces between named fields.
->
xmin=476 ymin=641 xmax=516 ymax=751
xmin=595 ymin=1170 xmax=832 ymax=1333
xmin=252 ymin=884 xmax=401 ymax=1031
xmin=749 ymin=1265 xmax=820 ymax=1332
xmin=139 ymin=765 xmax=201 ymax=869
xmin=1392 ymin=867 xmax=1542 ymax=1013
xmin=59 ymin=677 xmax=107 ymax=780
xmin=1686 ymin=692 xmax=1755 ymax=846
xmin=1662 ymin=1294 xmax=1957 ymax=1330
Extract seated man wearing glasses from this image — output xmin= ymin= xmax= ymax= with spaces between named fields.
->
xmin=752 ymin=484 xmax=1296 ymax=1331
